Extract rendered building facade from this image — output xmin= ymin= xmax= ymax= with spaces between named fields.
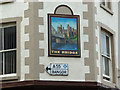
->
xmin=0 ymin=0 xmax=120 ymax=90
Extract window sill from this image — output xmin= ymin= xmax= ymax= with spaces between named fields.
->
xmin=102 ymin=79 xmax=116 ymax=88
xmin=100 ymin=4 xmax=114 ymax=15
xmin=0 ymin=0 xmax=15 ymax=4
xmin=102 ymin=75 xmax=116 ymax=88
xmin=0 ymin=74 xmax=18 ymax=81
xmin=103 ymin=74 xmax=110 ymax=81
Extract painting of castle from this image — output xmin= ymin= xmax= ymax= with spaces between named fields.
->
xmin=52 ymin=24 xmax=77 ymax=44
xmin=50 ymin=17 xmax=78 ymax=51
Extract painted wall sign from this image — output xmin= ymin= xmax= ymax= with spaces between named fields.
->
xmin=48 ymin=14 xmax=80 ymax=57
xmin=46 ymin=63 xmax=69 ymax=76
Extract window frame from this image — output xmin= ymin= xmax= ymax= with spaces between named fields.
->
xmin=101 ymin=31 xmax=111 ymax=57
xmin=101 ymin=0 xmax=111 ymax=9
xmin=98 ymin=22 xmax=116 ymax=86
xmin=100 ymin=0 xmax=113 ymax=15
xmin=0 ymin=17 xmax=22 ymax=81
xmin=101 ymin=30 xmax=113 ymax=82
xmin=0 ymin=25 xmax=17 ymax=77
xmin=0 ymin=0 xmax=15 ymax=4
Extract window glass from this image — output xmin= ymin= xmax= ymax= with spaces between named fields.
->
xmin=101 ymin=33 xmax=110 ymax=56
xmin=0 ymin=25 xmax=17 ymax=76
xmin=102 ymin=56 xmax=106 ymax=74
xmin=4 ymin=26 xmax=16 ymax=50
xmin=106 ymin=36 xmax=110 ymax=56
xmin=105 ymin=57 xmax=109 ymax=76
xmin=101 ymin=0 xmax=111 ymax=10
xmin=101 ymin=0 xmax=105 ymax=5
xmin=101 ymin=33 xmax=105 ymax=54
xmin=5 ymin=51 xmax=16 ymax=74
xmin=102 ymin=57 xmax=109 ymax=76
xmin=0 ymin=29 xmax=2 ymax=50
xmin=107 ymin=0 xmax=111 ymax=9
xmin=108 ymin=2 xmax=111 ymax=9
xmin=0 ymin=53 xmax=3 ymax=75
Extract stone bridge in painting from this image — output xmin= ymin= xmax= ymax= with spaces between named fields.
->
xmin=52 ymin=34 xmax=67 ymax=43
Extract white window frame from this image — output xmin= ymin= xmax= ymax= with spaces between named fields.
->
xmin=101 ymin=0 xmax=106 ymax=5
xmin=0 ymin=0 xmax=15 ymax=4
xmin=101 ymin=31 xmax=112 ymax=82
xmin=101 ymin=0 xmax=111 ymax=9
xmin=0 ymin=25 xmax=17 ymax=77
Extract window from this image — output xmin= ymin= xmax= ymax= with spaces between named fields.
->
xmin=0 ymin=26 xmax=16 ymax=76
xmin=101 ymin=0 xmax=111 ymax=10
xmin=100 ymin=0 xmax=113 ymax=15
xmin=0 ymin=0 xmax=15 ymax=4
xmin=101 ymin=0 xmax=106 ymax=6
xmin=101 ymin=30 xmax=112 ymax=81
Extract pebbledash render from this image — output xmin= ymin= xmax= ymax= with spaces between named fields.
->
xmin=0 ymin=0 xmax=120 ymax=90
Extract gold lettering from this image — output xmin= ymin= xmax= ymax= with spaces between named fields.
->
xmin=54 ymin=51 xmax=57 ymax=53
xmin=76 ymin=52 xmax=78 ymax=54
xmin=52 ymin=51 xmax=54 ymax=53
xmin=70 ymin=51 xmax=72 ymax=54
xmin=62 ymin=51 xmax=65 ymax=54
xmin=73 ymin=52 xmax=75 ymax=54
xmin=65 ymin=51 xmax=67 ymax=54
xmin=58 ymin=51 xmax=60 ymax=53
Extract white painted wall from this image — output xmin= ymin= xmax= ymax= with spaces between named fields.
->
xmin=0 ymin=1 xmax=119 ymax=86
xmin=95 ymin=1 xmax=118 ymax=86
xmin=0 ymin=1 xmax=26 ymax=19
xmin=118 ymin=1 xmax=120 ymax=89
xmin=0 ymin=1 xmax=29 ymax=81
xmin=39 ymin=2 xmax=90 ymax=81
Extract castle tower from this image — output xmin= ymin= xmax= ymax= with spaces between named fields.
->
xmin=67 ymin=24 xmax=70 ymax=38
xmin=57 ymin=25 xmax=62 ymax=34
xmin=63 ymin=27 xmax=65 ymax=38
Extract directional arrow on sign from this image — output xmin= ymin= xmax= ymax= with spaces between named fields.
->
xmin=46 ymin=63 xmax=69 ymax=76
xmin=46 ymin=64 xmax=51 ymax=74
xmin=46 ymin=67 xmax=51 ymax=71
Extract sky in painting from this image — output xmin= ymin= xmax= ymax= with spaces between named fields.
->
xmin=51 ymin=17 xmax=77 ymax=31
